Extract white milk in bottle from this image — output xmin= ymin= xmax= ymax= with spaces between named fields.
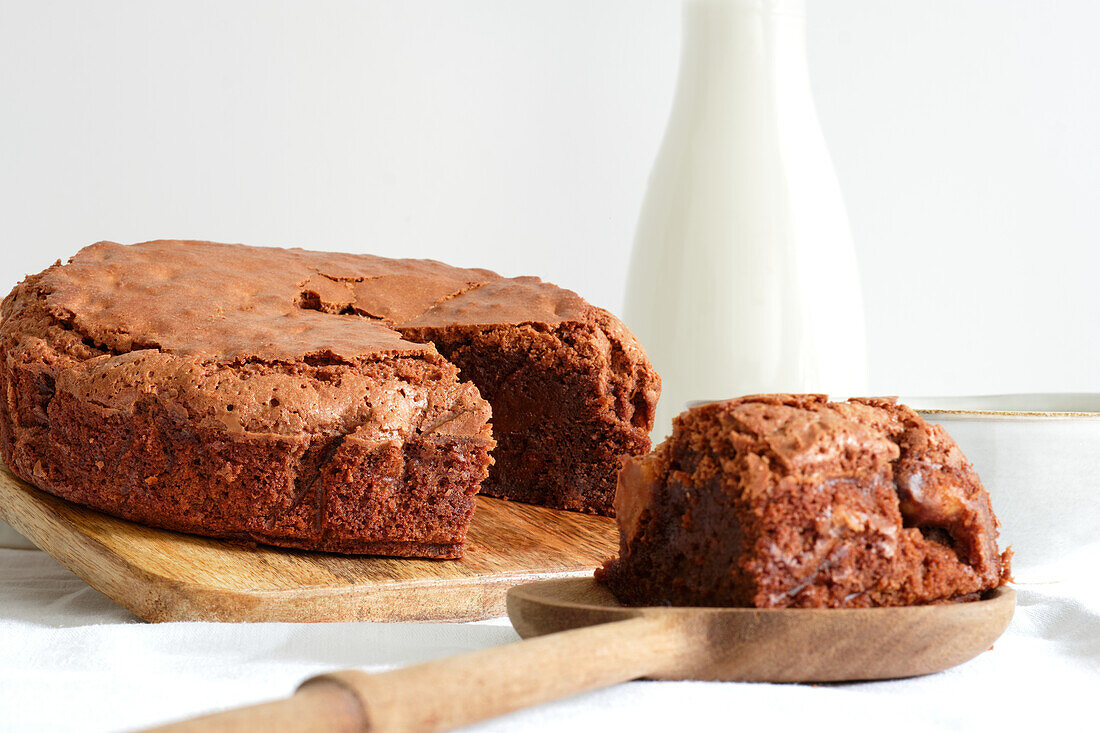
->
xmin=625 ymin=0 xmax=867 ymax=439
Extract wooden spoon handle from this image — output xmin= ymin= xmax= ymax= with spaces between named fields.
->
xmin=145 ymin=614 xmax=684 ymax=733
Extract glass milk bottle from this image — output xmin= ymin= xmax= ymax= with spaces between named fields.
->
xmin=625 ymin=0 xmax=867 ymax=438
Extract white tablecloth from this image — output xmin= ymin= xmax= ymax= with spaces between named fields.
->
xmin=1 ymin=539 xmax=1096 ymax=732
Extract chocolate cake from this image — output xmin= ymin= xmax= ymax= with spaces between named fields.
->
xmin=0 ymin=241 xmax=658 ymax=557
xmin=597 ymin=395 xmax=1011 ymax=608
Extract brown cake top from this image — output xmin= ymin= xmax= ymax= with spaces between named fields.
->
xmin=664 ymin=395 xmax=1003 ymax=567
xmin=13 ymin=240 xmax=620 ymax=440
xmin=39 ymin=240 xmax=593 ymax=364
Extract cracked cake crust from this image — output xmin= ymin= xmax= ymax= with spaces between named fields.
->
xmin=597 ymin=394 xmax=1012 ymax=607
xmin=0 ymin=240 xmax=658 ymax=556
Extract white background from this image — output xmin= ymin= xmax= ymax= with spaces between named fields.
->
xmin=2 ymin=0 xmax=1098 ymax=397
xmin=1 ymin=6 xmax=1097 ymax=731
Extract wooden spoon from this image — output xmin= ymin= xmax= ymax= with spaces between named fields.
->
xmin=147 ymin=577 xmax=1015 ymax=733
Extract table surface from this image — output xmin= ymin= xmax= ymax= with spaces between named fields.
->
xmin=1 ymin=535 xmax=1096 ymax=732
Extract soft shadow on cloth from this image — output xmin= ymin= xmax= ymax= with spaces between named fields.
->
xmin=0 ymin=548 xmax=137 ymax=626
xmin=0 ymin=548 xmax=519 ymax=666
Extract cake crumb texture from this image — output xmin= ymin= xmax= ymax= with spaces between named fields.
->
xmin=0 ymin=241 xmax=659 ymax=556
xmin=598 ymin=394 xmax=1011 ymax=607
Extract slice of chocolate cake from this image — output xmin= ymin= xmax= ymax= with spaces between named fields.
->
xmin=400 ymin=279 xmax=656 ymax=514
xmin=291 ymin=252 xmax=659 ymax=515
xmin=0 ymin=241 xmax=658 ymax=556
xmin=597 ymin=394 xmax=1011 ymax=607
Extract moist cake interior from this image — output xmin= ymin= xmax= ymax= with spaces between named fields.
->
xmin=598 ymin=394 xmax=1011 ymax=608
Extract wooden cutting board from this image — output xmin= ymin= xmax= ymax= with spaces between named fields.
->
xmin=0 ymin=461 xmax=617 ymax=623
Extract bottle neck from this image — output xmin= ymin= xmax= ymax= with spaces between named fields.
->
xmin=678 ymin=0 xmax=812 ymax=100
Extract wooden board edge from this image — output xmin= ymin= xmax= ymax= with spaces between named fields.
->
xmin=151 ymin=569 xmax=598 ymax=623
xmin=1 ymin=489 xmax=599 ymax=623
xmin=0 ymin=474 xmax=605 ymax=623
xmin=0 ymin=482 xmax=199 ymax=622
